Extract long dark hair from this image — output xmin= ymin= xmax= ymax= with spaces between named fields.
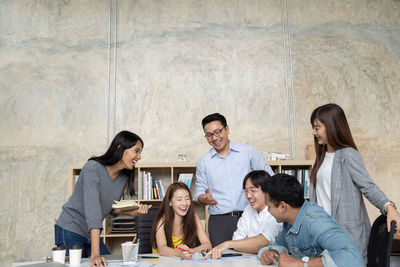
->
xmin=310 ymin=103 xmax=357 ymax=185
xmin=89 ymin=130 xmax=144 ymax=196
xmin=150 ymin=182 xmax=199 ymax=249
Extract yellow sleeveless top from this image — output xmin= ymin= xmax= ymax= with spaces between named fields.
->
xmin=152 ymin=235 xmax=184 ymax=254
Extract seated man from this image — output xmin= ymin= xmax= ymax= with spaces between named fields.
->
xmin=204 ymin=170 xmax=282 ymax=259
xmin=258 ymin=174 xmax=363 ymax=267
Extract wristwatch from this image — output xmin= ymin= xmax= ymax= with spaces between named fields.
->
xmin=302 ymin=256 xmax=310 ymax=267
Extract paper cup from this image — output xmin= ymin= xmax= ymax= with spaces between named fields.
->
xmin=52 ymin=246 xmax=66 ymax=264
xmin=69 ymin=245 xmax=82 ymax=266
xmin=121 ymin=241 xmax=139 ymax=263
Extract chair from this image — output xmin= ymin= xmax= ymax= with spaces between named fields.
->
xmin=137 ymin=207 xmax=159 ymax=253
xmin=367 ymin=214 xmax=396 ymax=267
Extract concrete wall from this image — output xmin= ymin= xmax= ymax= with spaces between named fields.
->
xmin=0 ymin=0 xmax=399 ymax=264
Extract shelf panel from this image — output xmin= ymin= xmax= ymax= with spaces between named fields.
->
xmin=136 ymin=162 xmax=196 ymax=168
xmin=267 ymin=160 xmax=313 ymax=166
xmin=138 ymin=199 xmax=163 ymax=202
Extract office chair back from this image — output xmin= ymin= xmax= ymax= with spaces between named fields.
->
xmin=137 ymin=207 xmax=159 ymax=254
xmin=367 ymin=214 xmax=396 ymax=267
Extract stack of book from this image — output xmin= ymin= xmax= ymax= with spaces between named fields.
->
xmin=112 ymin=200 xmax=140 ymax=210
xmin=178 ymin=173 xmax=193 ymax=189
xmin=140 ymin=171 xmax=165 ymax=200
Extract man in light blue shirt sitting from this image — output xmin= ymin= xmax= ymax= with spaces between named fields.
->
xmin=195 ymin=113 xmax=274 ymax=246
xmin=258 ymin=174 xmax=363 ymax=267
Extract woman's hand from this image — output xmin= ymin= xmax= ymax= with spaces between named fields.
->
xmin=386 ymin=204 xmax=400 ymax=234
xmin=118 ymin=204 xmax=152 ymax=217
xmin=90 ymin=255 xmax=108 ymax=267
xmin=177 ymin=244 xmax=194 ymax=260
xmin=203 ymin=241 xmax=230 ymax=259
xmin=132 ymin=204 xmax=152 ymax=216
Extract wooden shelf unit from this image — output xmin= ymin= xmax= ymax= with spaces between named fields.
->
xmin=67 ymin=160 xmax=313 ymax=251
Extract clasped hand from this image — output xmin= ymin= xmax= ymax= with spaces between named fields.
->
xmin=260 ymin=250 xmax=301 ymax=267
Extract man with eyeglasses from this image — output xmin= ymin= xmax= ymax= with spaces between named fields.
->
xmin=195 ymin=113 xmax=274 ymax=246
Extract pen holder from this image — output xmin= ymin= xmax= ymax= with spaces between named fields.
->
xmin=122 ymin=241 xmax=139 ymax=263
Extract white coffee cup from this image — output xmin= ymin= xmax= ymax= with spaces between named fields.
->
xmin=52 ymin=246 xmax=66 ymax=264
xmin=69 ymin=245 xmax=82 ymax=266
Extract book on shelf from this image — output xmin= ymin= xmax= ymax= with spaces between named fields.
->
xmin=178 ymin=173 xmax=193 ymax=189
xmin=159 ymin=180 xmax=166 ymax=198
xmin=74 ymin=175 xmax=79 ymax=184
xmin=282 ymin=169 xmax=310 ymax=198
xmin=140 ymin=171 xmax=165 ymax=200
xmin=155 ymin=180 xmax=164 ymax=199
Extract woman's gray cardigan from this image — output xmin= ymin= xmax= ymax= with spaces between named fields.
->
xmin=309 ymin=147 xmax=391 ymax=263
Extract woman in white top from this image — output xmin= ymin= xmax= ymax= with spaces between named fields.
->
xmin=204 ymin=170 xmax=282 ymax=259
xmin=309 ymin=103 xmax=400 ymax=263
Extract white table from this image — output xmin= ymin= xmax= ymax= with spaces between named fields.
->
xmin=14 ymin=253 xmax=275 ymax=267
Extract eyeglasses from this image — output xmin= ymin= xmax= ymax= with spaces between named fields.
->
xmin=243 ymin=187 xmax=261 ymax=195
xmin=204 ymin=127 xmax=225 ymax=139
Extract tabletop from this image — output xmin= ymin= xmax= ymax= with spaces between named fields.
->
xmin=14 ymin=253 xmax=276 ymax=267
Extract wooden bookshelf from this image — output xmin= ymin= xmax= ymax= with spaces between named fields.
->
xmin=67 ymin=160 xmax=313 ymax=251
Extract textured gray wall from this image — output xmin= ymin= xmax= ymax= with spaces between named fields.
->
xmin=1 ymin=0 xmax=399 ymax=264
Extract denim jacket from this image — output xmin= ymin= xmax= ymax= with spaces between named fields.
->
xmin=258 ymin=201 xmax=363 ymax=267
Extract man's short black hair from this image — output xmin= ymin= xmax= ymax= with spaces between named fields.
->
xmin=243 ymin=170 xmax=271 ymax=189
xmin=201 ymin=113 xmax=227 ymax=129
xmin=263 ymin=173 xmax=305 ymax=208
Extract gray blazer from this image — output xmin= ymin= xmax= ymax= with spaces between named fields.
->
xmin=309 ymin=147 xmax=390 ymax=263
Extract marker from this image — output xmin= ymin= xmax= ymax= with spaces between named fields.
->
xmin=176 ymin=247 xmax=194 ymax=254
xmin=140 ymin=256 xmax=159 ymax=259
xmin=221 ymin=253 xmax=242 ymax=257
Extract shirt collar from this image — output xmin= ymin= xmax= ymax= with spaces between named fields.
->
xmin=255 ymin=206 xmax=269 ymax=218
xmin=289 ymin=200 xmax=310 ymax=234
xmin=209 ymin=141 xmax=240 ymax=158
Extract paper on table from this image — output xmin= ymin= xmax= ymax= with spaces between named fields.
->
xmin=108 ymin=261 xmax=155 ymax=267
xmin=107 ymin=261 xmax=155 ymax=267
xmin=172 ymin=252 xmax=250 ymax=263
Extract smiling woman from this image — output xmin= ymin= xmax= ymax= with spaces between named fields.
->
xmin=309 ymin=103 xmax=400 ymax=263
xmin=150 ymin=182 xmax=212 ymax=260
xmin=55 ymin=131 xmax=152 ymax=267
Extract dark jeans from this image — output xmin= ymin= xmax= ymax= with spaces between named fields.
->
xmin=208 ymin=214 xmax=241 ymax=247
xmin=54 ymin=224 xmax=110 ymax=257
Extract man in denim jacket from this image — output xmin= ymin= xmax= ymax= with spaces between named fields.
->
xmin=258 ymin=174 xmax=363 ymax=267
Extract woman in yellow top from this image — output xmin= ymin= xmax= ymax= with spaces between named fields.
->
xmin=150 ymin=182 xmax=211 ymax=260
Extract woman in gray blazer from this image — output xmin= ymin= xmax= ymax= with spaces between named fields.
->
xmin=308 ymin=103 xmax=400 ymax=263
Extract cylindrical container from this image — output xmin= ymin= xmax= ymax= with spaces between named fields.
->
xmin=52 ymin=246 xmax=66 ymax=264
xmin=69 ymin=245 xmax=83 ymax=266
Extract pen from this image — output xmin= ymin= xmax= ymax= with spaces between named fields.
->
xmin=176 ymin=247 xmax=194 ymax=254
xmin=140 ymin=256 xmax=159 ymax=259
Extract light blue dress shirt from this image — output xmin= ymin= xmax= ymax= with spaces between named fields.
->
xmin=195 ymin=141 xmax=274 ymax=215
